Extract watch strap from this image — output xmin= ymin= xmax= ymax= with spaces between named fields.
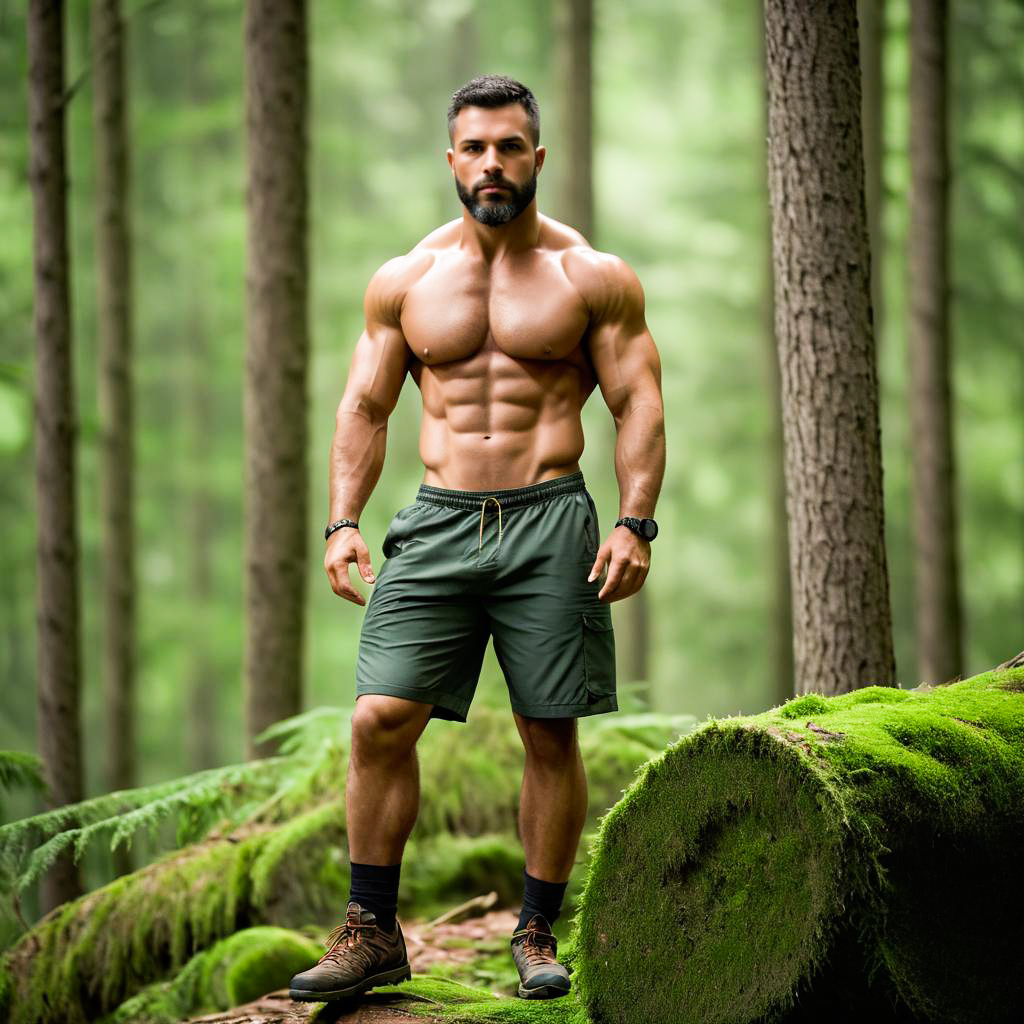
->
xmin=325 ymin=519 xmax=359 ymax=541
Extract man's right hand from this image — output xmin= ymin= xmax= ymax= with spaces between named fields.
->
xmin=324 ymin=529 xmax=376 ymax=606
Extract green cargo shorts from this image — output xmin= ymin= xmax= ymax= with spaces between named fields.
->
xmin=355 ymin=470 xmax=617 ymax=722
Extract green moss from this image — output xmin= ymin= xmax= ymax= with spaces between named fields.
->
xmin=99 ymin=926 xmax=321 ymax=1022
xmin=572 ymin=668 xmax=1024 ymax=1024
xmin=401 ymin=834 xmax=526 ymax=917
xmin=4 ymin=829 xmax=268 ymax=1024
xmin=250 ymin=800 xmax=347 ymax=927
xmin=778 ymin=694 xmax=832 ymax=718
xmin=373 ymin=975 xmax=587 ymax=1022
xmin=202 ymin=926 xmax=321 ymax=1008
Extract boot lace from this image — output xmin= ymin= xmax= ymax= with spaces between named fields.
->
xmin=516 ymin=921 xmax=558 ymax=967
xmin=318 ymin=909 xmax=378 ymax=969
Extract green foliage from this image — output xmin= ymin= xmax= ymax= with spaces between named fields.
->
xmin=0 ymin=708 xmax=687 ymax=1022
xmin=98 ymin=925 xmax=321 ymax=1023
xmin=0 ymin=757 xmax=290 ymax=903
xmin=572 ymin=667 xmax=1024 ymax=1024
xmin=368 ymin=975 xmax=588 ymax=1023
xmin=0 ymin=751 xmax=44 ymax=795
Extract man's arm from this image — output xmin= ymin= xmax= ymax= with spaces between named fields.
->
xmin=325 ymin=260 xmax=412 ymax=606
xmin=578 ymin=252 xmax=666 ymax=602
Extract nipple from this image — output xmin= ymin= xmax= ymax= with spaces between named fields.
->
xmin=543 ymin=345 xmax=552 ymax=355
xmin=423 ymin=347 xmax=430 ymax=358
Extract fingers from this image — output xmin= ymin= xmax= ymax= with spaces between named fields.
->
xmin=354 ymin=537 xmax=376 ymax=584
xmin=598 ymin=557 xmax=626 ymax=602
xmin=597 ymin=550 xmax=651 ymax=602
xmin=336 ymin=567 xmax=366 ymax=606
xmin=324 ymin=533 xmax=374 ymax=605
xmin=588 ymin=545 xmax=609 ymax=585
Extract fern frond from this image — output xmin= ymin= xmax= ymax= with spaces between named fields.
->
xmin=0 ymin=753 xmax=45 ymax=795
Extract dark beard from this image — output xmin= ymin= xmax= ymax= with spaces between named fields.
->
xmin=456 ymin=172 xmax=537 ymax=226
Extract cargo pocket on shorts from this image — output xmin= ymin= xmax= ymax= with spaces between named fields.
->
xmin=582 ymin=611 xmax=616 ymax=701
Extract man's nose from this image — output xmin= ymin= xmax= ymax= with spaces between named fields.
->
xmin=481 ymin=146 xmax=503 ymax=175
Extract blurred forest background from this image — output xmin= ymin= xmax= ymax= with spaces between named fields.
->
xmin=1 ymin=0 xmax=1021 ymax=844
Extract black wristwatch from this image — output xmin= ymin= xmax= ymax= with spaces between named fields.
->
xmin=325 ymin=519 xmax=359 ymax=541
xmin=615 ymin=516 xmax=658 ymax=541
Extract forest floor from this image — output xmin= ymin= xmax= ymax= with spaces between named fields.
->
xmin=185 ymin=908 xmax=540 ymax=1024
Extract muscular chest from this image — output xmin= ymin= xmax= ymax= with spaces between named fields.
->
xmin=401 ymin=256 xmax=589 ymax=365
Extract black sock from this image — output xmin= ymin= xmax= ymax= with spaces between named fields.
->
xmin=516 ymin=869 xmax=568 ymax=933
xmin=349 ymin=860 xmax=401 ymax=931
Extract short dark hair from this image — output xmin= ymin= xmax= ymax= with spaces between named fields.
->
xmin=447 ymin=75 xmax=540 ymax=147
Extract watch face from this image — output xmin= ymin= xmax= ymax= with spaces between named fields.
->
xmin=641 ymin=519 xmax=658 ymax=540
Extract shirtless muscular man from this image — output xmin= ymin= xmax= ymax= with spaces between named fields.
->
xmin=290 ymin=75 xmax=665 ymax=1004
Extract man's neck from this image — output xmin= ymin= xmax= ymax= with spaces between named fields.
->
xmin=458 ymin=202 xmax=541 ymax=262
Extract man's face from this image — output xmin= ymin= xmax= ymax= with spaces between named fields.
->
xmin=447 ymin=104 xmax=545 ymax=227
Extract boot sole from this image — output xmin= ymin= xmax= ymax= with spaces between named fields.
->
xmin=289 ymin=963 xmax=412 ymax=1002
xmin=517 ymin=982 xmax=571 ymax=999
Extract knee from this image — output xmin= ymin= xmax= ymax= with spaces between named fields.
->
xmin=350 ymin=696 xmax=425 ymax=764
xmin=520 ymin=718 xmax=579 ymax=768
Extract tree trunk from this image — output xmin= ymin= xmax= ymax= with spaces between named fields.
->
xmin=27 ymin=0 xmax=83 ymax=910
xmin=859 ymin=0 xmax=885 ymax=342
xmin=759 ymin=0 xmax=795 ymax=708
xmin=555 ymin=0 xmax=594 ymax=242
xmin=909 ymin=0 xmax=962 ymax=686
xmin=91 ymin=0 xmax=136 ymax=859
xmin=243 ymin=0 xmax=309 ymax=757
xmin=575 ymin=667 xmax=1024 ymax=1024
xmin=763 ymin=0 xmax=895 ymax=696
xmin=184 ymin=7 xmax=219 ymax=773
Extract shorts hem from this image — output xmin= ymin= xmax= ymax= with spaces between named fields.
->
xmin=509 ymin=696 xmax=619 ymax=719
xmin=355 ymin=683 xmax=471 ymax=723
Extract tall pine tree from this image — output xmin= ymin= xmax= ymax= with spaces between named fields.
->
xmin=763 ymin=0 xmax=895 ymax=695
xmin=27 ymin=0 xmax=84 ymax=908
xmin=91 ymin=0 xmax=137 ymax=832
xmin=243 ymin=0 xmax=310 ymax=756
xmin=909 ymin=0 xmax=962 ymax=684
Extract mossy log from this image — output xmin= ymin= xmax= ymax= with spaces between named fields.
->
xmin=573 ymin=668 xmax=1024 ymax=1024
xmin=0 ymin=803 xmax=345 ymax=1024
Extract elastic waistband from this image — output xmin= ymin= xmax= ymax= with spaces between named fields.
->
xmin=416 ymin=471 xmax=586 ymax=511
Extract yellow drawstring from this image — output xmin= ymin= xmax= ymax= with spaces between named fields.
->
xmin=478 ymin=496 xmax=503 ymax=552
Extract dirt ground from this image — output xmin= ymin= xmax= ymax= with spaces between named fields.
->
xmin=185 ymin=910 xmax=524 ymax=1024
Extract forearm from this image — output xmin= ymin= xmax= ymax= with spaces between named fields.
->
xmin=327 ymin=410 xmax=388 ymax=523
xmin=613 ymin=402 xmax=665 ymax=518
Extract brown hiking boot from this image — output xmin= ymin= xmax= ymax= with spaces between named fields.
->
xmin=288 ymin=901 xmax=411 ymax=1002
xmin=511 ymin=914 xmax=571 ymax=999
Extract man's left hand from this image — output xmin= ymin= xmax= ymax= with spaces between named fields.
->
xmin=588 ymin=527 xmax=651 ymax=603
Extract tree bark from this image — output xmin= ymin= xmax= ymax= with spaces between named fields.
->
xmin=859 ymin=0 xmax=885 ymax=342
xmin=27 ymin=0 xmax=84 ymax=910
xmin=244 ymin=0 xmax=309 ymax=757
xmin=763 ymin=0 xmax=895 ymax=695
xmin=759 ymin=0 xmax=795 ymax=708
xmin=909 ymin=0 xmax=962 ymax=685
xmin=555 ymin=0 xmax=594 ymax=242
xmin=91 ymin=0 xmax=137 ymax=840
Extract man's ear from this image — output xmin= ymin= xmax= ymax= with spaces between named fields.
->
xmin=534 ymin=145 xmax=547 ymax=174
xmin=446 ymin=148 xmax=454 ymax=171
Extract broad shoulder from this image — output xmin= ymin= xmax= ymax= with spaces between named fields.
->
xmin=364 ymin=246 xmax=438 ymax=325
xmin=559 ymin=243 xmax=645 ymax=321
